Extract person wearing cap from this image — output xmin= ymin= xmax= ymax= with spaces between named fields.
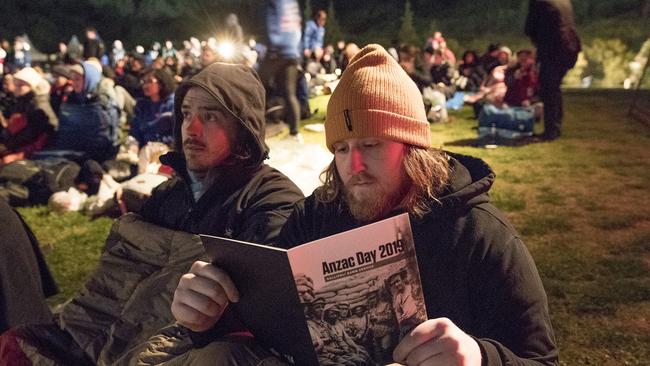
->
xmin=0 ymin=62 xmax=303 ymax=365
xmin=525 ymin=0 xmax=581 ymax=141
xmin=276 ymin=44 xmax=557 ymax=365
xmin=0 ymin=67 xmax=57 ymax=164
xmin=168 ymin=44 xmax=557 ymax=366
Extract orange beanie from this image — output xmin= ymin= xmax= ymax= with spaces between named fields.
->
xmin=325 ymin=44 xmax=431 ymax=152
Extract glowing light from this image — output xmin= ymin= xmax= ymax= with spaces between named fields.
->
xmin=217 ymin=41 xmax=235 ymax=60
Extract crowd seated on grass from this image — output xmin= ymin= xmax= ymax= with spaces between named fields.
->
xmin=0 ymin=26 xmax=545 ymax=213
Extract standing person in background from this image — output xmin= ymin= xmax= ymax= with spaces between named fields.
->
xmin=525 ymin=0 xmax=580 ymax=141
xmin=259 ymin=0 xmax=303 ymax=142
xmin=302 ymin=9 xmax=327 ymax=62
xmin=83 ymin=27 xmax=106 ymax=60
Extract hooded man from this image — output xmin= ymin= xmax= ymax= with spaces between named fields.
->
xmin=170 ymin=45 xmax=557 ymax=366
xmin=140 ymin=62 xmax=303 ymax=239
xmin=0 ymin=62 xmax=303 ymax=365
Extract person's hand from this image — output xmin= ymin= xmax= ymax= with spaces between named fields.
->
xmin=393 ymin=318 xmax=482 ymax=366
xmin=304 ymin=48 xmax=313 ymax=58
xmin=171 ymin=261 xmax=240 ymax=332
xmin=294 ymin=273 xmax=314 ymax=303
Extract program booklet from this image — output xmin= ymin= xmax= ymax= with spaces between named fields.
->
xmin=201 ymin=213 xmax=427 ymax=366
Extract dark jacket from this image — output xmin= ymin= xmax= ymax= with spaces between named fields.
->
xmin=525 ymin=0 xmax=581 ymax=67
xmin=141 ymin=62 xmax=303 ymax=239
xmin=1 ymin=92 xmax=58 ymax=157
xmin=140 ymin=62 xmax=304 ymax=348
xmin=129 ymin=93 xmax=175 ymax=147
xmin=53 ymin=61 xmax=120 ymax=162
xmin=142 ymin=61 xmax=303 ymax=239
xmin=278 ymin=153 xmax=558 ymax=366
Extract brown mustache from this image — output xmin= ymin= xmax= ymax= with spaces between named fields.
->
xmin=348 ymin=172 xmax=375 ymax=185
xmin=183 ymin=138 xmax=206 ymax=148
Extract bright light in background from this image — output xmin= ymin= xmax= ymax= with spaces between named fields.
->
xmin=217 ymin=41 xmax=235 ymax=60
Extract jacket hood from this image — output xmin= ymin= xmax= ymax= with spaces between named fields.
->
xmin=81 ymin=61 xmax=102 ymax=96
xmin=430 ymin=152 xmax=495 ymax=217
xmin=173 ymin=62 xmax=269 ymax=168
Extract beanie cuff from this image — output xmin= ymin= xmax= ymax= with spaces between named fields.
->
xmin=325 ymin=109 xmax=431 ymax=152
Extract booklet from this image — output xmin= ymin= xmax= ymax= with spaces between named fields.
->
xmin=201 ymin=213 xmax=427 ymax=366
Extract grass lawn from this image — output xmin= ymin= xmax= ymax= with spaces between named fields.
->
xmin=18 ymin=89 xmax=650 ymax=365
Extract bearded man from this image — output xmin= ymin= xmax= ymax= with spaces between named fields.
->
xmin=171 ymin=44 xmax=558 ymax=366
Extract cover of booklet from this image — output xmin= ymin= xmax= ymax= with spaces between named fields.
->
xmin=201 ymin=213 xmax=427 ymax=366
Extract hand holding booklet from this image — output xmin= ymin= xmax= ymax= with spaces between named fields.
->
xmin=201 ymin=213 xmax=427 ymax=366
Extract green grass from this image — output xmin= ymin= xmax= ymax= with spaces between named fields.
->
xmin=17 ymin=89 xmax=650 ymax=365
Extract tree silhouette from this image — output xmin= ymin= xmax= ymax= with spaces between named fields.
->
xmin=325 ymin=0 xmax=344 ymax=45
xmin=398 ymin=0 xmax=420 ymax=46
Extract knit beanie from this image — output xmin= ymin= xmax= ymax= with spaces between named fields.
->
xmin=325 ymin=44 xmax=431 ymax=152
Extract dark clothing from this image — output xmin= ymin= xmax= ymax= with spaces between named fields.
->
xmin=277 ymin=153 xmax=558 ymax=366
xmin=116 ymin=70 xmax=144 ymax=100
xmin=129 ymin=94 xmax=175 ymax=147
xmin=0 ymin=92 xmax=58 ymax=158
xmin=141 ymin=153 xmax=303 ymax=243
xmin=0 ymin=199 xmax=57 ymax=333
xmin=259 ymin=55 xmax=301 ymax=135
xmin=0 ymin=63 xmax=303 ymax=365
xmin=82 ymin=37 xmax=105 ymax=60
xmin=430 ymin=62 xmax=454 ymax=86
xmin=525 ymin=0 xmax=580 ymax=139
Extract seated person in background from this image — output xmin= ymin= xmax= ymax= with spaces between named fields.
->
xmin=427 ymin=48 xmax=455 ymax=88
xmin=504 ymin=49 xmax=539 ymax=107
xmin=50 ymin=60 xmax=120 ymax=162
xmin=128 ymin=68 xmax=177 ymax=150
xmin=0 ymin=67 xmax=58 ymax=165
xmin=49 ymin=65 xmax=74 ymax=115
xmin=457 ymin=50 xmax=485 ymax=92
xmin=398 ymin=44 xmax=432 ymax=92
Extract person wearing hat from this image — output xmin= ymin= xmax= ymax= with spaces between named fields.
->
xmin=164 ymin=44 xmax=556 ymax=365
xmin=276 ymin=44 xmax=557 ymax=365
xmin=51 ymin=60 xmax=120 ymax=162
xmin=0 ymin=67 xmax=57 ymax=164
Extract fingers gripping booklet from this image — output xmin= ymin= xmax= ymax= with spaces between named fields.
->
xmin=201 ymin=213 xmax=427 ymax=366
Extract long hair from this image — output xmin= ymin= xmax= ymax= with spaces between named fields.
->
xmin=316 ymin=146 xmax=450 ymax=219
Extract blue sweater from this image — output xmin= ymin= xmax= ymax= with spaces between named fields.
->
xmin=266 ymin=0 xmax=302 ymax=59
xmin=302 ymin=19 xmax=325 ymax=52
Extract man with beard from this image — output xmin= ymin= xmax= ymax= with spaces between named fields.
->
xmin=171 ymin=44 xmax=557 ymax=365
xmin=0 ymin=62 xmax=303 ymax=365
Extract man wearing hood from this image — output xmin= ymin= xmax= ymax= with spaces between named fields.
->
xmin=140 ymin=61 xmax=303 ymax=240
xmin=176 ymin=45 xmax=557 ymax=365
xmin=0 ymin=62 xmax=303 ymax=365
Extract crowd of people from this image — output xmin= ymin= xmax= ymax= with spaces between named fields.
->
xmin=0 ymin=0 xmax=580 ymax=365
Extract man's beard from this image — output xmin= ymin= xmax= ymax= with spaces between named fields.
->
xmin=343 ymin=173 xmax=407 ymax=223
